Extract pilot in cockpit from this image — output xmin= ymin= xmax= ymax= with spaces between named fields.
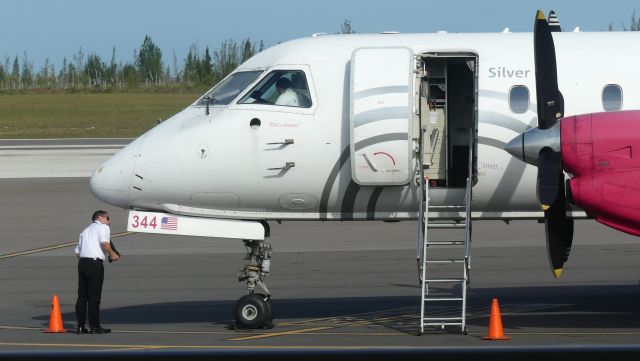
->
xmin=274 ymin=77 xmax=302 ymax=106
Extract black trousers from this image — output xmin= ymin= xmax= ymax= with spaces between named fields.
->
xmin=75 ymin=258 xmax=104 ymax=328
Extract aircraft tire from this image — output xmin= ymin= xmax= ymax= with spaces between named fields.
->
xmin=234 ymin=294 xmax=270 ymax=329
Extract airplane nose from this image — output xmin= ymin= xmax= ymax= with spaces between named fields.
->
xmin=90 ymin=135 xmax=146 ymax=208
xmin=90 ymin=158 xmax=133 ymax=208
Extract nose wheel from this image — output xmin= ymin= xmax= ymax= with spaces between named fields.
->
xmin=234 ymin=293 xmax=274 ymax=329
xmin=233 ymin=238 xmax=275 ymax=329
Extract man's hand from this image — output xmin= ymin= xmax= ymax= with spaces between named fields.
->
xmin=101 ymin=241 xmax=120 ymax=263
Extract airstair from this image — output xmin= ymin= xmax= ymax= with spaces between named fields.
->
xmin=416 ymin=129 xmax=473 ymax=335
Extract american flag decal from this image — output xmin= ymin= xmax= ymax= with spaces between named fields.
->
xmin=161 ymin=216 xmax=178 ymax=230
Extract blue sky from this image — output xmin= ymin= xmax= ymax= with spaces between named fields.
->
xmin=1 ymin=0 xmax=638 ymax=70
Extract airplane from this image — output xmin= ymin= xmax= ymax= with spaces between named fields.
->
xmin=89 ymin=11 xmax=640 ymax=330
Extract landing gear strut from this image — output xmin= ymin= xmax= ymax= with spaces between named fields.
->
xmin=233 ymin=239 xmax=274 ymax=329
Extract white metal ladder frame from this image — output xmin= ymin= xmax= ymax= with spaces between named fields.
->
xmin=418 ymin=129 xmax=473 ymax=335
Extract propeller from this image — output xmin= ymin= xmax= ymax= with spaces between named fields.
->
xmin=533 ymin=10 xmax=574 ymax=278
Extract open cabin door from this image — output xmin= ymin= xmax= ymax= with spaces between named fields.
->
xmin=350 ymin=47 xmax=414 ymax=186
xmin=418 ymin=52 xmax=478 ymax=188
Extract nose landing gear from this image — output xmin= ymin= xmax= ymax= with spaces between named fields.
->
xmin=233 ymin=239 xmax=274 ymax=329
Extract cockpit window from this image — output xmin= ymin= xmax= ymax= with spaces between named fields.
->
xmin=196 ymin=70 xmax=263 ymax=106
xmin=238 ymin=70 xmax=312 ymax=108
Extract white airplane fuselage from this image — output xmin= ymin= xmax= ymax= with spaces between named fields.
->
xmin=90 ymin=32 xmax=640 ymax=222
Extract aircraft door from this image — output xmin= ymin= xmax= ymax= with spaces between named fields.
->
xmin=350 ymin=47 xmax=414 ymax=186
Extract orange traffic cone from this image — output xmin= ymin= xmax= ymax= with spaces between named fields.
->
xmin=43 ymin=294 xmax=66 ymax=333
xmin=482 ymin=298 xmax=510 ymax=340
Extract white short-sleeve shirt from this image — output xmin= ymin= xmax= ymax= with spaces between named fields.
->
xmin=74 ymin=221 xmax=110 ymax=260
xmin=275 ymin=88 xmax=301 ymax=107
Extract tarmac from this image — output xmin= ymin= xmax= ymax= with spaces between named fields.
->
xmin=0 ymin=140 xmax=639 ymax=351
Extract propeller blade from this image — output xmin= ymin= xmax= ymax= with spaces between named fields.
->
xmin=534 ymin=10 xmax=564 ymax=129
xmin=536 ymin=147 xmax=562 ymax=210
xmin=533 ymin=10 xmax=573 ymax=277
xmin=544 ymin=173 xmax=574 ymax=278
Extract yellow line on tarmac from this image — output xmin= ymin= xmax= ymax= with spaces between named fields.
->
xmin=255 ymin=331 xmax=408 ymax=337
xmin=337 ymin=314 xmax=417 ymax=327
xmin=115 ymin=329 xmax=234 ymax=335
xmin=0 ymin=232 xmax=135 ymax=260
xmin=0 ymin=325 xmax=408 ymax=337
xmin=277 ymin=313 xmax=417 ymax=329
xmin=468 ymin=331 xmax=640 ymax=336
xmin=0 ymin=342 xmax=378 ymax=350
xmin=227 ymin=327 xmax=334 ymax=341
xmin=276 ymin=306 xmax=415 ymax=326
xmin=0 ymin=325 xmax=233 ymax=335
xmin=0 ymin=342 xmax=163 ymax=350
xmin=100 ymin=346 xmax=170 ymax=351
xmin=277 ymin=316 xmax=341 ymax=326
xmin=0 ymin=325 xmax=41 ymax=331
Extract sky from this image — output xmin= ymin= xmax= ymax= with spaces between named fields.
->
xmin=1 ymin=0 xmax=638 ymax=71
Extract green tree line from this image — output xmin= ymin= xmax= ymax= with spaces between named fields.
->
xmin=0 ymin=19 xmax=357 ymax=92
xmin=0 ymin=36 xmax=263 ymax=91
xmin=0 ymin=18 xmax=360 ymax=92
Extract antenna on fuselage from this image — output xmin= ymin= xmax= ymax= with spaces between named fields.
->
xmin=204 ymin=96 xmax=216 ymax=116
xmin=548 ymin=10 xmax=562 ymax=32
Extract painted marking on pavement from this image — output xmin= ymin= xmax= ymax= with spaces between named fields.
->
xmin=0 ymin=231 xmax=135 ymax=260
xmin=227 ymin=327 xmax=333 ymax=341
xmin=0 ymin=342 xmax=380 ymax=350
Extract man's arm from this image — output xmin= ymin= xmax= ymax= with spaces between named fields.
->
xmin=100 ymin=241 xmax=120 ymax=262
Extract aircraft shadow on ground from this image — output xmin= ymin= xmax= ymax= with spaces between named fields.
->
xmin=33 ymin=284 xmax=640 ymax=331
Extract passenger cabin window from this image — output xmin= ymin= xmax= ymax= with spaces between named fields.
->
xmin=509 ymin=85 xmax=529 ymax=114
xmin=196 ymin=71 xmax=262 ymax=106
xmin=602 ymin=84 xmax=622 ymax=111
xmin=239 ymin=70 xmax=312 ymax=108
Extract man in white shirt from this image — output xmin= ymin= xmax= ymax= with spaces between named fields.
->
xmin=274 ymin=77 xmax=301 ymax=107
xmin=74 ymin=210 xmax=119 ymax=334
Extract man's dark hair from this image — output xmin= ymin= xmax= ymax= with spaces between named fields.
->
xmin=92 ymin=210 xmax=108 ymax=221
xmin=276 ymin=77 xmax=291 ymax=90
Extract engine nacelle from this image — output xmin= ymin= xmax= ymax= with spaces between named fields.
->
xmin=562 ymin=110 xmax=640 ymax=236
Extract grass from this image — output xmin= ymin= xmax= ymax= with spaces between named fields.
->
xmin=0 ymin=92 xmax=202 ymax=138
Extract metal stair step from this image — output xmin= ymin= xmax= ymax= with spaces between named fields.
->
xmin=426 ymin=241 xmax=466 ymax=246
xmin=422 ymin=322 xmax=464 ymax=327
xmin=425 ymin=259 xmax=465 ymax=264
xmin=425 ymin=278 xmax=465 ymax=283
xmin=428 ymin=205 xmax=466 ymax=210
xmin=427 ymin=223 xmax=466 ymax=229
xmin=423 ymin=297 xmax=463 ymax=302
xmin=422 ymin=317 xmax=463 ymax=321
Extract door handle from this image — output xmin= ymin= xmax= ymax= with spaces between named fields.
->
xmin=361 ymin=153 xmax=378 ymax=172
xmin=266 ymin=139 xmax=294 ymax=145
xmin=267 ymin=162 xmax=295 ymax=170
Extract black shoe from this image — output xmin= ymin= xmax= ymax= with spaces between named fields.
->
xmin=89 ymin=326 xmax=111 ymax=334
xmin=75 ymin=326 xmax=89 ymax=334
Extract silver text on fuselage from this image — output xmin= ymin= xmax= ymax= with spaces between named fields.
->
xmin=488 ymin=67 xmax=531 ymax=78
